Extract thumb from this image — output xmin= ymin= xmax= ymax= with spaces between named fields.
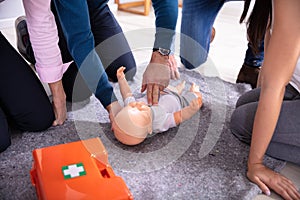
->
xmin=170 ymin=69 xmax=175 ymax=80
xmin=175 ymin=70 xmax=180 ymax=80
xmin=253 ymin=177 xmax=271 ymax=196
xmin=141 ymin=84 xmax=146 ymax=92
xmin=52 ymin=120 xmax=58 ymax=126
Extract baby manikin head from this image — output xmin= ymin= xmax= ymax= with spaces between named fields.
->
xmin=112 ymin=101 xmax=152 ymax=145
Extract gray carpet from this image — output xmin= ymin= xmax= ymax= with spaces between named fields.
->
xmin=0 ymin=67 xmax=285 ymax=200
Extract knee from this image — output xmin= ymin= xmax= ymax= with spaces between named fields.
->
xmin=0 ymin=128 xmax=11 ymax=153
xmin=28 ymin=113 xmax=54 ymax=132
xmin=0 ymin=113 xmax=11 ymax=152
xmin=180 ymin=43 xmax=208 ymax=69
xmin=181 ymin=57 xmax=196 ymax=70
xmin=124 ymin=64 xmax=136 ymax=81
xmin=106 ymin=53 xmax=137 ymax=82
xmin=235 ymin=88 xmax=260 ymax=108
xmin=0 ymin=139 xmax=11 ymax=153
xmin=18 ymin=107 xmax=54 ymax=132
xmin=180 ymin=56 xmax=207 ymax=70
xmin=236 ymin=95 xmax=248 ymax=108
xmin=0 ymin=132 xmax=11 ymax=153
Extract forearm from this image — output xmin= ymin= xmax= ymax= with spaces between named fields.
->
xmin=23 ymin=0 xmax=69 ymax=83
xmin=248 ymin=86 xmax=285 ymax=165
xmin=48 ymin=80 xmax=66 ymax=101
xmin=152 ymin=0 xmax=178 ymax=50
xmin=48 ymin=80 xmax=67 ymax=126
xmin=250 ymin=46 xmax=295 ymax=165
xmin=118 ymin=77 xmax=133 ymax=101
xmin=174 ymin=106 xmax=198 ymax=125
xmin=249 ymin=0 xmax=300 ymax=165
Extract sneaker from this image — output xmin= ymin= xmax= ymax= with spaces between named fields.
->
xmin=236 ymin=64 xmax=260 ymax=89
xmin=15 ymin=16 xmax=36 ymax=64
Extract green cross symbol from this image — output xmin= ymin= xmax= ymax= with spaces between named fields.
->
xmin=62 ymin=163 xmax=86 ymax=179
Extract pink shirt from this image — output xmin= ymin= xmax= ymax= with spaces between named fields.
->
xmin=22 ymin=0 xmax=71 ymax=83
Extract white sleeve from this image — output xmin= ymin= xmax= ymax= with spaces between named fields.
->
xmin=124 ymin=96 xmax=136 ymax=106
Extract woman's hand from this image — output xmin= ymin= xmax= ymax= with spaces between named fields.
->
xmin=48 ymin=80 xmax=67 ymax=126
xmin=247 ymin=163 xmax=300 ymax=200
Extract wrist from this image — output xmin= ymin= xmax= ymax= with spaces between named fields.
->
xmin=152 ymin=47 xmax=171 ymax=56
xmin=48 ymin=80 xmax=66 ymax=99
xmin=180 ymin=106 xmax=194 ymax=122
xmin=174 ymin=111 xmax=182 ymax=125
xmin=247 ymin=154 xmax=264 ymax=169
xmin=117 ymin=72 xmax=125 ymax=81
xmin=106 ymin=100 xmax=121 ymax=113
xmin=48 ymin=79 xmax=62 ymax=90
xmin=106 ymin=103 xmax=113 ymax=113
xmin=247 ymin=161 xmax=264 ymax=173
xmin=150 ymin=51 xmax=169 ymax=66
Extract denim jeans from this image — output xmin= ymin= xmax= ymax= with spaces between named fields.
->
xmin=180 ymin=0 xmax=264 ymax=69
xmin=53 ymin=0 xmax=136 ymax=107
xmin=152 ymin=0 xmax=178 ymax=52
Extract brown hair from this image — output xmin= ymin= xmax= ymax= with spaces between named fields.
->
xmin=240 ymin=0 xmax=272 ymax=54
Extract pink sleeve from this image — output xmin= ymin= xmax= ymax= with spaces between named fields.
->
xmin=22 ymin=0 xmax=71 ymax=83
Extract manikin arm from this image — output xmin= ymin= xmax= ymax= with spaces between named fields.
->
xmin=117 ymin=67 xmax=133 ymax=101
xmin=173 ymin=97 xmax=202 ymax=125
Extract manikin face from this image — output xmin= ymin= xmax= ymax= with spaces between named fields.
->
xmin=112 ymin=101 xmax=152 ymax=145
xmin=126 ymin=101 xmax=151 ymax=125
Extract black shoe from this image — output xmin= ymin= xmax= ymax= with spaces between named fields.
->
xmin=236 ymin=64 xmax=260 ymax=89
xmin=15 ymin=16 xmax=36 ymax=64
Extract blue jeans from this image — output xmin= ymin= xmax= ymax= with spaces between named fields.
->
xmin=180 ymin=0 xmax=264 ymax=69
xmin=152 ymin=0 xmax=178 ymax=52
xmin=53 ymin=0 xmax=136 ymax=107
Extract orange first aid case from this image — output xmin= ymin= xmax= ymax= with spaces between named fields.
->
xmin=30 ymin=137 xmax=133 ymax=200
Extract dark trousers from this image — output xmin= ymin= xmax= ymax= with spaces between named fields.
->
xmin=0 ymin=32 xmax=54 ymax=152
xmin=230 ymin=84 xmax=300 ymax=165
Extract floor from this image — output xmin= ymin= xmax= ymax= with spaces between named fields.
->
xmin=0 ymin=1 xmax=299 ymax=200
